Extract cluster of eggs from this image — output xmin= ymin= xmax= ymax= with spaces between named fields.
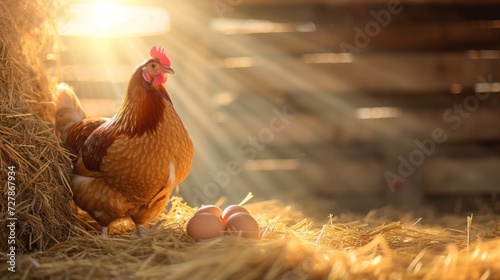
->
xmin=186 ymin=205 xmax=261 ymax=241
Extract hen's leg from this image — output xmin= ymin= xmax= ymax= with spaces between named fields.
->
xmin=132 ymin=194 xmax=170 ymax=236
xmin=136 ymin=224 xmax=144 ymax=236
xmin=101 ymin=227 xmax=108 ymax=236
xmin=135 ymin=220 xmax=166 ymax=236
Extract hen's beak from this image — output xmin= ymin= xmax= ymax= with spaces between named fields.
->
xmin=164 ymin=66 xmax=175 ymax=75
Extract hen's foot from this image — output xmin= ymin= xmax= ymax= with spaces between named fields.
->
xmin=136 ymin=219 xmax=166 ymax=236
xmin=101 ymin=226 xmax=108 ymax=237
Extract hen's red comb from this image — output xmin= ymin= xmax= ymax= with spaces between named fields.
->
xmin=150 ymin=45 xmax=171 ymax=67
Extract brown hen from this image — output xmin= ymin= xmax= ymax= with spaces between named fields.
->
xmin=54 ymin=46 xmax=194 ymax=236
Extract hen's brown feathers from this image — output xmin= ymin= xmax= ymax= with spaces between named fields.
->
xmin=54 ymin=56 xmax=194 ymax=232
xmin=54 ymin=83 xmax=86 ymax=143
xmin=71 ymin=175 xmax=135 ymax=226
xmin=66 ymin=118 xmax=106 ymax=155
xmin=114 ymin=66 xmax=169 ymax=138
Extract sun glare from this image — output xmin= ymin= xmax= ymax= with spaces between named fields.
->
xmin=59 ymin=2 xmax=170 ymax=36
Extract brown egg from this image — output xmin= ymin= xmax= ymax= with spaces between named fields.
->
xmin=196 ymin=205 xmax=222 ymax=220
xmin=186 ymin=213 xmax=225 ymax=241
xmin=225 ymin=212 xmax=261 ymax=239
xmin=222 ymin=205 xmax=249 ymax=223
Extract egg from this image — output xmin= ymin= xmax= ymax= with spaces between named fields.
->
xmin=225 ymin=212 xmax=261 ymax=239
xmin=186 ymin=213 xmax=225 ymax=241
xmin=196 ymin=205 xmax=222 ymax=219
xmin=221 ymin=205 xmax=250 ymax=223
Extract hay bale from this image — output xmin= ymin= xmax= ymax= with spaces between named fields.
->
xmin=0 ymin=0 xmax=75 ymax=253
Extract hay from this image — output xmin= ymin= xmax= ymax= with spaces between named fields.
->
xmin=0 ymin=0 xmax=75 ymax=253
xmin=1 ymin=196 xmax=498 ymax=279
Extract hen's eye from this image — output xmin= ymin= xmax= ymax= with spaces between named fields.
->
xmin=151 ymin=64 xmax=156 ymax=68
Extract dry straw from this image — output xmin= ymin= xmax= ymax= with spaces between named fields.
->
xmin=0 ymin=0 xmax=75 ymax=254
xmin=1 ymin=196 xmax=499 ymax=280
xmin=0 ymin=0 xmax=499 ymax=279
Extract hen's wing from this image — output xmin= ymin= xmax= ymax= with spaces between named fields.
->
xmin=63 ymin=117 xmax=110 ymax=178
xmin=65 ymin=118 xmax=107 ymax=155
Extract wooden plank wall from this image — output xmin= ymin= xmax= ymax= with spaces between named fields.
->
xmin=174 ymin=0 xmax=500 ymax=213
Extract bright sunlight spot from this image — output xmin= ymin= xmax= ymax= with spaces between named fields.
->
xmin=355 ymin=107 xmax=402 ymax=119
xmin=211 ymin=18 xmax=316 ymax=35
xmin=58 ymin=2 xmax=170 ymax=36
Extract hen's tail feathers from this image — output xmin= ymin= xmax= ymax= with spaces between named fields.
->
xmin=54 ymin=83 xmax=86 ymax=143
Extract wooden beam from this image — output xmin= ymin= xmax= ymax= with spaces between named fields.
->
xmin=211 ymin=52 xmax=498 ymax=94
xmin=213 ymin=101 xmax=500 ymax=145
xmin=228 ymin=4 xmax=500 ymax=24
xmin=210 ymin=22 xmax=500 ymax=53
xmin=329 ymin=108 xmax=500 ymax=143
xmin=237 ymin=0 xmax=500 ymax=7
xmin=422 ymin=158 xmax=500 ymax=194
